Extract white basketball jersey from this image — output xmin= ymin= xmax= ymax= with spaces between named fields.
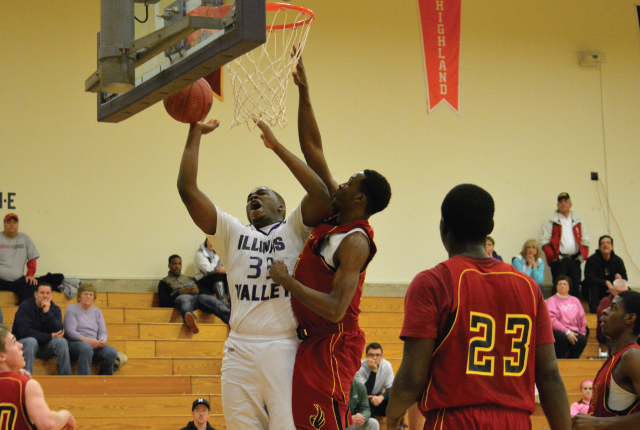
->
xmin=208 ymin=204 xmax=312 ymax=338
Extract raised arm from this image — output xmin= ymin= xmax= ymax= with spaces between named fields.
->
xmin=293 ymin=57 xmax=338 ymax=196
xmin=177 ymin=120 xmax=220 ymax=235
xmin=535 ymin=343 xmax=571 ymax=430
xmin=268 ymin=231 xmax=370 ymax=322
xmin=25 ymin=379 xmax=76 ymax=430
xmin=256 ymin=122 xmax=330 ymax=227
xmin=386 ymin=337 xmax=435 ymax=430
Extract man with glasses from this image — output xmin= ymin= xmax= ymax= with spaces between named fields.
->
xmin=355 ymin=343 xmax=395 ymax=419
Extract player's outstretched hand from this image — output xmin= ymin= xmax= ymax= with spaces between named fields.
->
xmin=269 ymin=260 xmax=290 ymax=285
xmin=292 ymin=54 xmax=308 ymax=89
xmin=571 ymin=412 xmax=600 ymax=429
xmin=256 ymin=121 xmax=281 ymax=150
xmin=190 ymin=119 xmax=220 ymax=136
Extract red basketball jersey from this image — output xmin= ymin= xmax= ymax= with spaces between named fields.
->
xmin=590 ymin=343 xmax=640 ymax=417
xmin=416 ymin=256 xmax=551 ymax=415
xmin=291 ymin=219 xmax=376 ymax=329
xmin=0 ymin=372 xmax=36 ymax=430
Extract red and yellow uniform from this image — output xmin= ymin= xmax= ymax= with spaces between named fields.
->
xmin=291 ymin=219 xmax=376 ymax=430
xmin=401 ymin=255 xmax=554 ymax=429
xmin=0 ymin=372 xmax=36 ymax=430
xmin=590 ymin=343 xmax=640 ymax=417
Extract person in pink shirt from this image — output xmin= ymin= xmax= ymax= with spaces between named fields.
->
xmin=570 ymin=380 xmax=592 ymax=416
xmin=547 ymin=274 xmax=588 ymax=358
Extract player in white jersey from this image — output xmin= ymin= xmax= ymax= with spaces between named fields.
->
xmin=177 ymin=119 xmax=331 ymax=430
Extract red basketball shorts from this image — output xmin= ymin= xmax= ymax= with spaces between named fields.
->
xmin=424 ymin=404 xmax=531 ymax=430
xmin=292 ymin=329 xmax=365 ymax=430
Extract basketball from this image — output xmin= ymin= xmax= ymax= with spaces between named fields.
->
xmin=163 ymin=78 xmax=214 ymax=124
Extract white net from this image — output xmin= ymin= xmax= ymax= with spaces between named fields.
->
xmin=228 ymin=3 xmax=314 ymax=130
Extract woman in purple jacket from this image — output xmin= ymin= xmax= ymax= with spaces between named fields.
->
xmin=63 ymin=283 xmax=117 ymax=375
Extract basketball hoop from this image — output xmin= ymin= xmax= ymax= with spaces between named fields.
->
xmin=228 ymin=2 xmax=314 ymax=130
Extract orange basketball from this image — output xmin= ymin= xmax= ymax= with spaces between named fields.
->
xmin=163 ymin=78 xmax=214 ymax=123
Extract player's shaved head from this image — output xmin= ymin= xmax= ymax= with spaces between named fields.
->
xmin=617 ymin=290 xmax=640 ymax=335
xmin=360 ymin=170 xmax=392 ymax=216
xmin=441 ymin=184 xmax=494 ymax=243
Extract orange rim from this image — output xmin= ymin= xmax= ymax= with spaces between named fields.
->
xmin=266 ymin=2 xmax=314 ymax=31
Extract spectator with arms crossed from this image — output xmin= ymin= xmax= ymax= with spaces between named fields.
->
xmin=0 ymin=213 xmax=40 ymax=304
xmin=583 ymin=235 xmax=627 ymax=314
xmin=266 ymin=57 xmax=391 ymax=430
xmin=0 ymin=325 xmax=76 ymax=430
xmin=386 ymin=184 xmax=570 ymax=430
xmin=177 ymin=118 xmax=330 ymax=430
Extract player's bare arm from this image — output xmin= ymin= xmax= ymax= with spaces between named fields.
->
xmin=293 ymin=56 xmax=338 ymax=196
xmin=535 ymin=343 xmax=571 ymax=430
xmin=256 ymin=121 xmax=330 ymax=227
xmin=269 ymin=232 xmax=370 ymax=322
xmin=572 ymin=348 xmax=640 ymax=430
xmin=177 ymin=120 xmax=220 ymax=235
xmin=25 ymin=379 xmax=76 ymax=430
xmin=386 ymin=337 xmax=436 ymax=430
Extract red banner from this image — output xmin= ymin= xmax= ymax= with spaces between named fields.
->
xmin=418 ymin=0 xmax=461 ymax=113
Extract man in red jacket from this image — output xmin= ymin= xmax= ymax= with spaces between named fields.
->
xmin=540 ymin=193 xmax=589 ymax=297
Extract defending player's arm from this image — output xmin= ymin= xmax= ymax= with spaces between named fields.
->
xmin=269 ymin=232 xmax=370 ymax=322
xmin=572 ymin=349 xmax=640 ymax=430
xmin=293 ymin=57 xmax=338 ymax=196
xmin=177 ymin=120 xmax=220 ymax=235
xmin=25 ymin=379 xmax=76 ymax=430
xmin=385 ymin=337 xmax=436 ymax=430
xmin=256 ymin=122 xmax=330 ymax=227
xmin=535 ymin=343 xmax=571 ymax=430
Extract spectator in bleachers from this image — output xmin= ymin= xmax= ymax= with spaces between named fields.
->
xmin=540 ymin=192 xmax=589 ymax=298
xmin=512 ymin=239 xmax=545 ymax=285
xmin=355 ymin=343 xmax=394 ymax=420
xmin=583 ymin=235 xmax=627 ymax=314
xmin=12 ymin=282 xmax=71 ymax=375
xmin=346 ymin=378 xmax=379 ymax=430
xmin=484 ymin=236 xmax=502 ymax=261
xmin=193 ymin=238 xmax=229 ymax=307
xmin=158 ymin=255 xmax=230 ymax=334
xmin=0 ymin=213 xmax=40 ymax=304
xmin=596 ymin=279 xmax=628 ymax=345
xmin=570 ymin=380 xmax=593 ymax=416
xmin=180 ymin=398 xmax=216 ymax=430
xmin=547 ymin=275 xmax=588 ymax=359
xmin=63 ymin=283 xmax=117 ymax=375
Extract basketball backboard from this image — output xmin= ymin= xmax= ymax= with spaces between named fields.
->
xmin=86 ymin=0 xmax=265 ymax=123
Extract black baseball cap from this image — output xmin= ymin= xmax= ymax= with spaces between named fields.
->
xmin=192 ymin=398 xmax=210 ymax=411
xmin=557 ymin=192 xmax=570 ymax=202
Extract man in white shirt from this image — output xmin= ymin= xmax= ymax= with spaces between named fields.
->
xmin=0 ymin=213 xmax=40 ymax=304
xmin=540 ymin=193 xmax=589 ymax=297
xmin=177 ymin=119 xmax=330 ymax=430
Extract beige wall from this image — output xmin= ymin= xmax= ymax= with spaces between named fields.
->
xmin=1 ymin=1 xmax=639 ymax=287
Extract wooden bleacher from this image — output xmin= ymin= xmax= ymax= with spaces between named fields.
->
xmin=0 ymin=290 xmax=607 ymax=430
